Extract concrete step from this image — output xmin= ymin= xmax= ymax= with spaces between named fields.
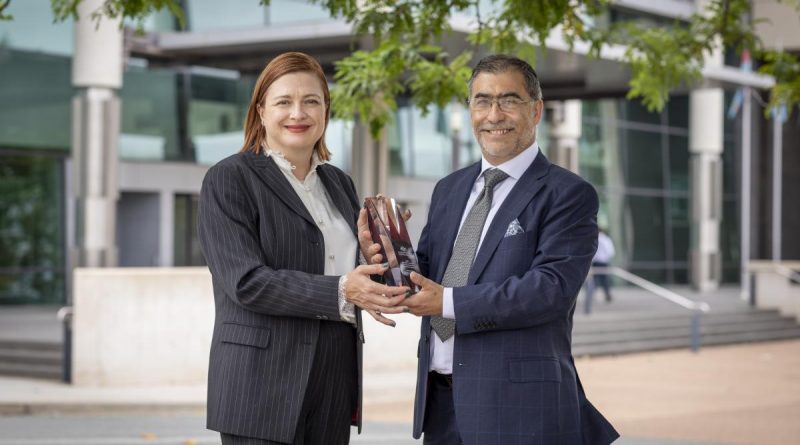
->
xmin=574 ymin=317 xmax=800 ymax=344
xmin=573 ymin=326 xmax=800 ymax=356
xmin=0 ymin=340 xmax=62 ymax=380
xmin=572 ymin=301 xmax=800 ymax=356
xmin=0 ymin=347 xmax=61 ymax=366
xmin=574 ymin=309 xmax=785 ymax=333
xmin=0 ymin=361 xmax=61 ymax=380
xmin=0 ymin=340 xmax=61 ymax=352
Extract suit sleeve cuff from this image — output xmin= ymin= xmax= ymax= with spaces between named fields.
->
xmin=338 ymin=275 xmax=357 ymax=325
xmin=442 ymin=287 xmax=455 ymax=320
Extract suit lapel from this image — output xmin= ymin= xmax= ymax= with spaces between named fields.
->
xmin=468 ymin=154 xmax=551 ymax=285
xmin=436 ymin=163 xmax=481 ymax=282
xmin=242 ymin=152 xmax=316 ymax=227
xmin=317 ymin=164 xmax=357 ymax=236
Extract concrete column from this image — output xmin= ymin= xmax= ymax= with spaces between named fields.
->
xmin=546 ymin=100 xmax=582 ymax=173
xmin=159 ymin=191 xmax=175 ymax=267
xmin=71 ymin=0 xmax=123 ymax=267
xmin=689 ymin=87 xmax=724 ymax=291
xmin=351 ymin=122 xmax=387 ymax=198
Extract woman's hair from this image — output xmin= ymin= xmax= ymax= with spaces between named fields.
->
xmin=240 ymin=52 xmax=331 ymax=160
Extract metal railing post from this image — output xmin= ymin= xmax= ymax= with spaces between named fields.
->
xmin=750 ymin=271 xmax=757 ymax=307
xmin=57 ymin=307 xmax=73 ymax=383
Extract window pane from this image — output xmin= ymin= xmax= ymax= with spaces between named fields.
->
xmin=626 ymin=195 xmax=666 ymax=261
xmin=0 ymin=51 xmax=72 ymax=151
xmin=174 ymin=194 xmax=206 ymax=267
xmin=668 ymin=135 xmax=689 ymax=193
xmin=190 ymin=73 xmax=253 ymax=165
xmin=326 ymin=119 xmax=354 ymax=172
xmin=0 ymin=155 xmax=65 ymax=304
xmin=410 ymin=107 xmax=452 ymax=178
xmin=187 ymin=0 xmax=265 ymax=31
xmin=619 ymin=98 xmax=662 ymax=126
xmin=120 ymin=67 xmax=180 ymax=161
xmin=269 ymin=0 xmax=332 ymax=24
xmin=0 ymin=0 xmax=73 ymax=56
xmin=579 ymin=122 xmax=606 ymax=186
xmin=670 ymin=197 xmax=690 ymax=263
xmin=667 ymin=95 xmax=689 ymax=129
xmin=623 ymin=129 xmax=663 ymax=189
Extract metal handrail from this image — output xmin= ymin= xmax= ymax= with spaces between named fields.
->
xmin=585 ymin=266 xmax=710 ymax=352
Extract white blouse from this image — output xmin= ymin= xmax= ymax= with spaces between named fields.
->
xmin=265 ymin=149 xmax=357 ymax=323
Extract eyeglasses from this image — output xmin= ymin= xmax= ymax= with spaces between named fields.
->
xmin=467 ymin=96 xmax=533 ymax=113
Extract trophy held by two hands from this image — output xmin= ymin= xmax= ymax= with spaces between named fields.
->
xmin=363 ymin=196 xmax=421 ymax=295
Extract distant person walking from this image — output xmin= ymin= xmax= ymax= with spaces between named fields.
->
xmin=593 ymin=228 xmax=615 ymax=302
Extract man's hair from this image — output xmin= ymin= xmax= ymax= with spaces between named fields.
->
xmin=468 ymin=54 xmax=543 ymax=101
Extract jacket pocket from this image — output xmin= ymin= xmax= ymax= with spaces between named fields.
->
xmin=219 ymin=322 xmax=271 ymax=349
xmin=508 ymin=356 xmax=561 ymax=383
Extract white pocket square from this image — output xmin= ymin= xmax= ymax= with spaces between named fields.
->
xmin=505 ymin=219 xmax=524 ymax=237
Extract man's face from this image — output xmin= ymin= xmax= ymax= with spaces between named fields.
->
xmin=469 ymin=70 xmax=543 ymax=165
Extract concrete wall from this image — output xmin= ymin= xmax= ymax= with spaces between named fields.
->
xmin=72 ymin=266 xmax=422 ymax=387
xmin=72 ymin=267 xmax=214 ymax=386
xmin=750 ymin=261 xmax=800 ymax=320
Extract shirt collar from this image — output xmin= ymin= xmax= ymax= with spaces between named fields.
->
xmin=262 ymin=143 xmax=325 ymax=177
xmin=479 ymin=142 xmax=539 ymax=181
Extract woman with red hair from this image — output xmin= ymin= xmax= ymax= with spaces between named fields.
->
xmin=198 ymin=52 xmax=407 ymax=445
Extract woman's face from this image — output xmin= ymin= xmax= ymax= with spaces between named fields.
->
xmin=258 ymin=71 xmax=326 ymax=155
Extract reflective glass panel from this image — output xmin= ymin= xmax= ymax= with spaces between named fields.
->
xmin=0 ymin=155 xmax=65 ymax=304
xmin=189 ymin=73 xmax=252 ymax=165
xmin=626 ymin=195 xmax=666 ymax=262
xmin=0 ymin=0 xmax=73 ymax=56
xmin=187 ymin=0 xmax=266 ymax=31
xmin=0 ymin=51 xmax=72 ymax=151
xmin=668 ymin=135 xmax=689 ymax=193
xmin=174 ymin=194 xmax=205 ymax=266
xmin=623 ymin=129 xmax=664 ymax=189
xmin=120 ymin=67 xmax=180 ymax=161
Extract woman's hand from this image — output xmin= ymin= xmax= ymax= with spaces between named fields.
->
xmin=345 ymin=263 xmax=409 ymax=327
xmin=357 ymin=209 xmax=384 ymax=265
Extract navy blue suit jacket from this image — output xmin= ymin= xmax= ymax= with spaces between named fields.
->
xmin=412 ymin=153 xmax=619 ymax=444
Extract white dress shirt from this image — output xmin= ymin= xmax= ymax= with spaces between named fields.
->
xmin=429 ymin=143 xmax=539 ymax=374
xmin=266 ymin=149 xmax=357 ymax=324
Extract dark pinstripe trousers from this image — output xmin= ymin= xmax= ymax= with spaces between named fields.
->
xmin=220 ymin=321 xmax=357 ymax=445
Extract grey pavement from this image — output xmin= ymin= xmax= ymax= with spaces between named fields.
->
xmin=0 ymin=286 xmax=784 ymax=445
xmin=0 ymin=415 xmax=730 ymax=445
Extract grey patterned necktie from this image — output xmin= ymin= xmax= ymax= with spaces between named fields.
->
xmin=431 ymin=168 xmax=509 ymax=341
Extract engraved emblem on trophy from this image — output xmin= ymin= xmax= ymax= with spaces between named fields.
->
xmin=363 ymin=196 xmax=421 ymax=294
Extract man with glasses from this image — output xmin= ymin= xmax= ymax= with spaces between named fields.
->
xmin=403 ymin=55 xmax=619 ymax=444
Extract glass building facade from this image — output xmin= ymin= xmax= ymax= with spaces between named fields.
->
xmin=1 ymin=0 xmax=789 ymax=304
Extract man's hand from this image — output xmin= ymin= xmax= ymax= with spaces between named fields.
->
xmin=345 ymin=263 xmax=409 ymax=327
xmin=405 ymin=272 xmax=444 ymax=316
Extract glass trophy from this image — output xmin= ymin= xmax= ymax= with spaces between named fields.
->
xmin=363 ymin=196 xmax=421 ymax=294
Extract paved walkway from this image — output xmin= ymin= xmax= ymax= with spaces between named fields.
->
xmin=2 ymin=288 xmax=798 ymax=444
xmin=361 ymin=340 xmax=800 ymax=445
xmin=2 ymin=340 xmax=797 ymax=444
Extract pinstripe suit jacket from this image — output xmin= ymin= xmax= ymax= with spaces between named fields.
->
xmin=412 ymin=154 xmax=619 ymax=444
xmin=198 ymin=151 xmax=363 ymax=442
